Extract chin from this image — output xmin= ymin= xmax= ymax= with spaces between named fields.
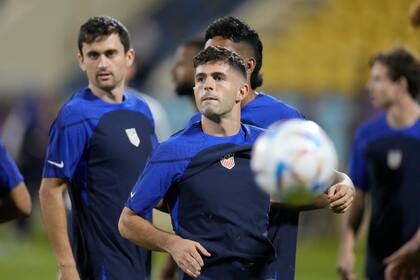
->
xmin=202 ymin=109 xmax=221 ymax=122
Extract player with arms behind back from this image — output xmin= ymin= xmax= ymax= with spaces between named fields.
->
xmin=39 ymin=16 xmax=157 ymax=280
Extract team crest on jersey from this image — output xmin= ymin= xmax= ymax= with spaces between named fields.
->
xmin=125 ymin=128 xmax=140 ymax=147
xmin=387 ymin=149 xmax=402 ymax=170
xmin=220 ymin=153 xmax=235 ymax=170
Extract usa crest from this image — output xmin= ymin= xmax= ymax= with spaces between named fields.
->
xmin=387 ymin=149 xmax=402 ymax=170
xmin=220 ymin=153 xmax=235 ymax=170
xmin=125 ymin=128 xmax=140 ymax=147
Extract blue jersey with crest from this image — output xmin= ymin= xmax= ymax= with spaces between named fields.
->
xmin=349 ymin=113 xmax=420 ymax=279
xmin=189 ymin=92 xmax=304 ymax=279
xmin=127 ymin=122 xmax=275 ymax=278
xmin=0 ymin=139 xmax=23 ymax=196
xmin=43 ymin=87 xmax=158 ymax=280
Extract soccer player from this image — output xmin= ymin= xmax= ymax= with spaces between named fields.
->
xmin=119 ymin=46 xmax=354 ymax=279
xmin=337 ymin=47 xmax=420 ymax=280
xmin=39 ymin=16 xmax=157 ymax=280
xmin=183 ymin=16 xmax=354 ymax=279
xmin=171 ymin=39 xmax=205 ymax=107
xmin=0 ymin=139 xmax=31 ymax=223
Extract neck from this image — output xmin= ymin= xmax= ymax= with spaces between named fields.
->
xmin=201 ymin=107 xmax=241 ymax=137
xmin=387 ymin=97 xmax=420 ymax=128
xmin=89 ymin=83 xmax=125 ymax=104
xmin=241 ymin=89 xmax=257 ymax=107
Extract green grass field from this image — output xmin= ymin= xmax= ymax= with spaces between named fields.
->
xmin=0 ymin=224 xmax=365 ymax=280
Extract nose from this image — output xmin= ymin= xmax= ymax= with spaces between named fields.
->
xmin=98 ymin=55 xmax=109 ymax=69
xmin=204 ymin=77 xmax=215 ymax=91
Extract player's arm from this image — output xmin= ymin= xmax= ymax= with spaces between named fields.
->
xmin=337 ymin=188 xmax=366 ymax=280
xmin=39 ymin=177 xmax=80 ymax=280
xmin=119 ymin=207 xmax=210 ymax=278
xmin=271 ymin=171 xmax=355 ymax=212
xmin=0 ymin=182 xmax=31 ymax=223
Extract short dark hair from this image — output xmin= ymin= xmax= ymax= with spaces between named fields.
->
xmin=193 ymin=46 xmax=247 ymax=80
xmin=78 ymin=16 xmax=131 ymax=55
xmin=371 ymin=47 xmax=420 ymax=99
xmin=205 ymin=16 xmax=263 ymax=90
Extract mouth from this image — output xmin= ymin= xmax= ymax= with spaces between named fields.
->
xmin=201 ymin=95 xmax=218 ymax=102
xmin=97 ymin=72 xmax=113 ymax=80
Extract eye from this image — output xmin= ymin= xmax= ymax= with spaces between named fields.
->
xmin=87 ymin=52 xmax=99 ymax=60
xmin=213 ymin=73 xmax=224 ymax=81
xmin=106 ymin=50 xmax=117 ymax=58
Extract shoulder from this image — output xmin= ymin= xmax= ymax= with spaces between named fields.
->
xmin=354 ymin=113 xmax=386 ymax=143
xmin=258 ymin=93 xmax=304 ymax=118
xmin=124 ymin=90 xmax=154 ymax=119
xmin=187 ymin=112 xmax=201 ymax=127
xmin=54 ymin=90 xmax=92 ymax=128
xmin=151 ymin=123 xmax=203 ymax=162
xmin=242 ymin=123 xmax=264 ymax=143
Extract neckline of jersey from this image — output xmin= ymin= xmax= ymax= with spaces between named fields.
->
xmin=85 ymin=87 xmax=128 ymax=107
xmin=383 ymin=112 xmax=420 ymax=132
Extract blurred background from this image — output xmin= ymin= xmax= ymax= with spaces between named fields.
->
xmin=0 ymin=0 xmax=418 ymax=279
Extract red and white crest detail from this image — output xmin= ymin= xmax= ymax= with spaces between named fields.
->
xmin=220 ymin=153 xmax=235 ymax=170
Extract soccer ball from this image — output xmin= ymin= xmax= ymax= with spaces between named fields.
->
xmin=251 ymin=119 xmax=338 ymax=205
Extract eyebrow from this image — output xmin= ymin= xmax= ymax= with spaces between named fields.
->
xmin=195 ymin=72 xmax=206 ymax=79
xmin=86 ymin=48 xmax=118 ymax=56
xmin=195 ymin=71 xmax=226 ymax=78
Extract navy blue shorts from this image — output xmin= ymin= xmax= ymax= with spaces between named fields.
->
xmin=183 ymin=260 xmax=274 ymax=280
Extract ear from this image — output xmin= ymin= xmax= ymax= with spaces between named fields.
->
xmin=126 ymin=48 xmax=135 ymax=68
xmin=397 ymin=76 xmax=409 ymax=93
xmin=77 ymin=53 xmax=86 ymax=72
xmin=246 ymin=57 xmax=256 ymax=76
xmin=236 ymin=82 xmax=250 ymax=102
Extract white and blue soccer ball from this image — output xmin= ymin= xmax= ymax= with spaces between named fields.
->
xmin=251 ymin=119 xmax=338 ymax=205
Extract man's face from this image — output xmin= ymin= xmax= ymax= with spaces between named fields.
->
xmin=194 ymin=61 xmax=246 ymax=119
xmin=78 ymin=33 xmax=134 ymax=92
xmin=171 ymin=45 xmax=200 ymax=96
xmin=205 ymin=36 xmax=252 ymax=81
xmin=367 ymin=62 xmax=397 ymax=109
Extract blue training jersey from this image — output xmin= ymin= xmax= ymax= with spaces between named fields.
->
xmin=0 ymin=139 xmax=23 ymax=196
xmin=188 ymin=92 xmax=304 ymax=279
xmin=127 ymin=123 xmax=275 ymax=271
xmin=43 ymin=87 xmax=158 ymax=280
xmin=349 ymin=112 xmax=420 ymax=278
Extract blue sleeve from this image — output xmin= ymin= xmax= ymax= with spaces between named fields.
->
xmin=0 ymin=141 xmax=23 ymax=191
xmin=126 ymin=148 xmax=188 ymax=217
xmin=42 ymin=116 xmax=88 ymax=180
xmin=348 ymin=128 xmax=369 ymax=192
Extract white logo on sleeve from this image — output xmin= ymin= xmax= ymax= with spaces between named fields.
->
xmin=125 ymin=128 xmax=140 ymax=147
xmin=130 ymin=191 xmax=136 ymax=198
xmin=47 ymin=160 xmax=64 ymax=169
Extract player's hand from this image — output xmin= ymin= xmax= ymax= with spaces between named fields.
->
xmin=58 ymin=265 xmax=80 ymax=280
xmin=327 ymin=182 xmax=354 ymax=214
xmin=166 ymin=236 xmax=211 ymax=278
xmin=337 ymin=250 xmax=357 ymax=280
xmin=384 ymin=233 xmax=420 ymax=280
